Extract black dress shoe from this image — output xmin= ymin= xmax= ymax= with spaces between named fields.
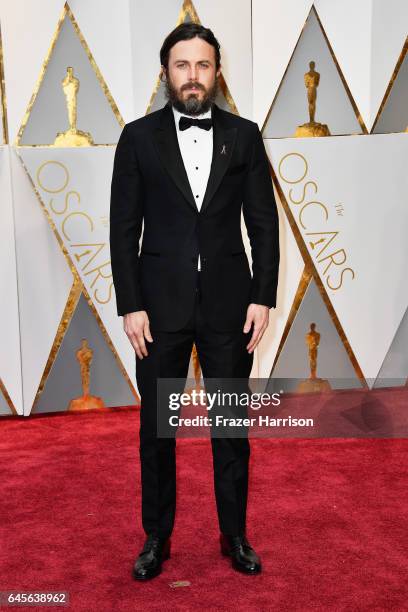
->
xmin=132 ymin=534 xmax=171 ymax=581
xmin=220 ymin=533 xmax=262 ymax=574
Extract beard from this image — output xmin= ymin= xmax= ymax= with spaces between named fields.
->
xmin=164 ymin=74 xmax=219 ymax=116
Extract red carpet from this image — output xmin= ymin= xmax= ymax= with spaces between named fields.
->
xmin=1 ymin=407 xmax=407 ymax=611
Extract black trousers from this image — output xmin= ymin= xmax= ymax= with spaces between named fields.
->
xmin=135 ymin=271 xmax=254 ymax=538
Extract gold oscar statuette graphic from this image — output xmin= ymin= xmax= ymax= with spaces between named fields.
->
xmin=297 ymin=323 xmax=331 ymax=393
xmin=68 ymin=339 xmax=105 ymax=411
xmin=54 ymin=66 xmax=94 ymax=146
xmin=295 ymin=61 xmax=330 ymax=137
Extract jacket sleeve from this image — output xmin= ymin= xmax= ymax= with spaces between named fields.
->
xmin=242 ymin=122 xmax=280 ymax=308
xmin=109 ymin=123 xmax=145 ymax=316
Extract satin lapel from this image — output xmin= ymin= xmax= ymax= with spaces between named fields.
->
xmin=152 ymin=102 xmax=197 ymax=212
xmin=200 ymin=104 xmax=237 ymax=214
xmin=152 ymin=102 xmax=238 ymax=214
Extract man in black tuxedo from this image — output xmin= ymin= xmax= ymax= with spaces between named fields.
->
xmin=110 ymin=22 xmax=279 ymax=580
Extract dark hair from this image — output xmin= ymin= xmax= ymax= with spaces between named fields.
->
xmin=160 ymin=23 xmax=221 ymax=71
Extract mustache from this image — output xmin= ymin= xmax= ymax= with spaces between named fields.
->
xmin=181 ymin=82 xmax=206 ymax=91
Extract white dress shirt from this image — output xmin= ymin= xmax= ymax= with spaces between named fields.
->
xmin=172 ymin=105 xmax=213 ymax=271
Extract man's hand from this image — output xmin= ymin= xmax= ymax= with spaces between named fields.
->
xmin=123 ymin=311 xmax=153 ymax=359
xmin=243 ymin=304 xmax=269 ymax=353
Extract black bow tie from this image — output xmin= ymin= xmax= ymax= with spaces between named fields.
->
xmin=179 ymin=116 xmax=212 ymax=131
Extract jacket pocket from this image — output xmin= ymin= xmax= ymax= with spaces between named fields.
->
xmin=140 ymin=250 xmax=161 ymax=257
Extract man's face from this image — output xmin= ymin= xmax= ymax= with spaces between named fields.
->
xmin=163 ymin=36 xmax=221 ymax=115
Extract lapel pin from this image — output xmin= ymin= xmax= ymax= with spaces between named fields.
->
xmin=221 ymin=144 xmax=227 ymax=155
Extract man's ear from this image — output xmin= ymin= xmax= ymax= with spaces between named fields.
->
xmin=160 ymin=66 xmax=167 ymax=82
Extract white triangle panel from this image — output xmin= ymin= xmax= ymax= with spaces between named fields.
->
xmin=194 ymin=0 xmax=252 ymax=118
xmin=252 ymin=0 xmax=314 ymax=127
xmin=68 ymin=0 xmax=134 ymax=123
xmin=370 ymin=0 xmax=408 ymax=131
xmin=257 ymin=183 xmax=305 ymax=378
xmin=314 ymin=0 xmax=372 ymax=130
xmin=0 ymin=0 xmax=66 ymax=143
xmin=11 ymin=148 xmax=73 ymax=413
xmin=19 ymin=147 xmax=137 ymax=393
xmin=0 ymin=147 xmax=22 ymax=412
xmin=266 ymin=133 xmax=408 ymax=380
xmin=129 ymin=0 xmax=182 ymax=119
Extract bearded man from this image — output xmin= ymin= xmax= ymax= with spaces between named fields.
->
xmin=110 ymin=22 xmax=280 ymax=581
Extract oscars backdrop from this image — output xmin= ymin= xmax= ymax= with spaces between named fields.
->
xmin=1 ymin=0 xmax=407 ymax=416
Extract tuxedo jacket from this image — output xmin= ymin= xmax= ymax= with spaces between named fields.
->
xmin=109 ymin=101 xmax=279 ymax=332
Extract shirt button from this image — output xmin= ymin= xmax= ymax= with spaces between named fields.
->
xmin=195 ymin=195 xmax=199 ymax=198
xmin=195 ymin=166 xmax=199 ymax=170
xmin=194 ymin=139 xmax=197 ymax=143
